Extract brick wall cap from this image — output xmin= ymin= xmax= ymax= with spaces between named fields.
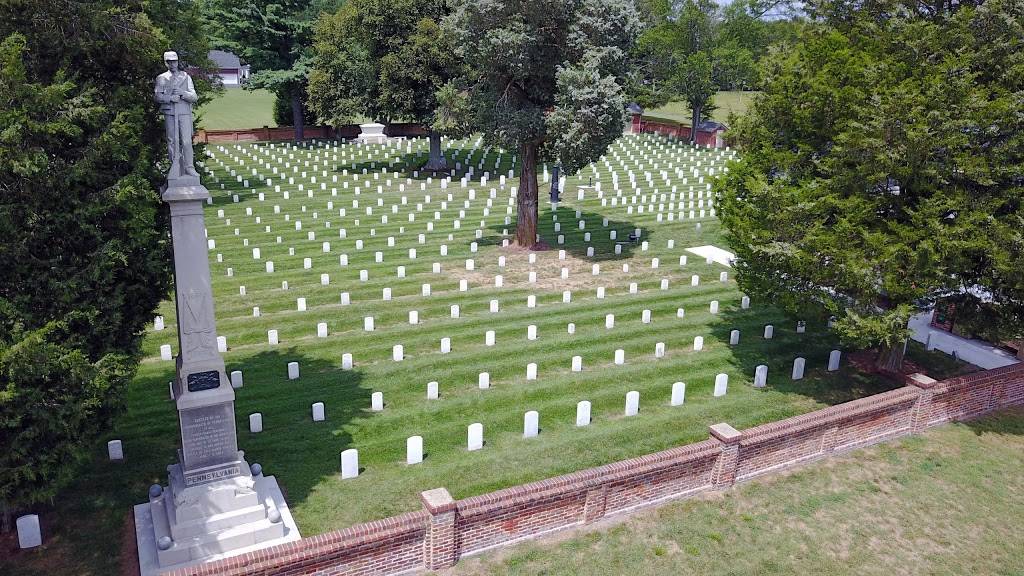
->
xmin=908 ymin=372 xmax=939 ymax=388
xmin=421 ymin=487 xmax=456 ymax=514
xmin=709 ymin=423 xmax=742 ymax=443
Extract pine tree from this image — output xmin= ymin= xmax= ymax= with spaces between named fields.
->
xmin=0 ymin=0 xmax=208 ymax=531
xmin=717 ymin=0 xmax=1024 ymax=371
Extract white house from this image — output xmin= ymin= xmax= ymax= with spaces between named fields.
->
xmin=208 ymin=50 xmax=249 ymax=86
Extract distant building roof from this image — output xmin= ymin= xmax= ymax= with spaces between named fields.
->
xmin=626 ymin=103 xmax=644 ymax=115
xmin=209 ymin=50 xmax=242 ymax=69
xmin=696 ymin=120 xmax=727 ymax=132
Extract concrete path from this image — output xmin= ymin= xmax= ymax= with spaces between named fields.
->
xmin=908 ymin=312 xmax=1020 ymax=370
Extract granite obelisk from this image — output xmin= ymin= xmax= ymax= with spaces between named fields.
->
xmin=134 ymin=51 xmax=299 ymax=576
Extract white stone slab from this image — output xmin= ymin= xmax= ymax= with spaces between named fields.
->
xmin=576 ymin=401 xmax=591 ymax=426
xmin=685 ymin=245 xmax=736 ymax=267
xmin=713 ymin=373 xmax=729 ymax=397
xmin=671 ymin=382 xmax=686 ymax=406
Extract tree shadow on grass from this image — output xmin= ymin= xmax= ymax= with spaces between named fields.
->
xmin=708 ymin=306 xmax=901 ymax=408
xmin=227 ymin=348 xmax=371 ymax=510
xmin=477 ymin=205 xmax=651 ymax=263
xmin=0 ymin=348 xmax=370 ymax=576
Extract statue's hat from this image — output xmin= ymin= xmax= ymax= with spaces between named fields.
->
xmin=163 ymin=51 xmax=179 ymax=61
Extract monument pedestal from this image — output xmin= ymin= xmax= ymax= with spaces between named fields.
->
xmin=135 ymin=181 xmax=299 ymax=575
xmin=355 ymin=122 xmax=387 ymax=145
xmin=134 ymin=453 xmax=300 ymax=576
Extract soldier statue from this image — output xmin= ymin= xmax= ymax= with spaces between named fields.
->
xmin=154 ymin=51 xmax=200 ymax=182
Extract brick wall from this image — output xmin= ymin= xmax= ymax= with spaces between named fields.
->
xmin=165 ymin=363 xmax=1024 ymax=576
xmin=194 ymin=123 xmax=427 ymax=144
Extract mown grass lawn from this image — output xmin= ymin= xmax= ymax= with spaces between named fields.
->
xmin=197 ymin=87 xmax=276 ymax=130
xmin=0 ymin=134 xmax=964 ymax=575
xmin=451 ymin=407 xmax=1024 ymax=576
xmin=645 ymin=90 xmax=759 ymax=126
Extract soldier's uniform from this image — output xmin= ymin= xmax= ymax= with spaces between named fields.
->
xmin=154 ymin=51 xmax=199 ymax=179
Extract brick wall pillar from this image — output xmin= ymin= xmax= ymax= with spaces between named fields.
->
xmin=631 ymin=114 xmax=642 ymax=134
xmin=709 ymin=423 xmax=743 ymax=488
xmin=421 ymin=488 xmax=458 ymax=570
xmin=582 ymin=485 xmax=609 ymax=524
xmin=907 ymin=373 xmax=937 ymax=433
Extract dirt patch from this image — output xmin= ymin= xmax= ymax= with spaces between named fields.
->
xmin=120 ymin=510 xmax=140 ymax=576
xmin=447 ymin=246 xmax=660 ymax=293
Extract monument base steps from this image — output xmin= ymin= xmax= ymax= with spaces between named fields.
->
xmin=135 ymin=469 xmax=299 ymax=576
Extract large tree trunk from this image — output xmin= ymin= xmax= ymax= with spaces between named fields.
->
xmin=291 ymin=90 xmax=305 ymax=142
xmin=515 ymin=141 xmax=540 ymax=249
xmin=423 ymin=131 xmax=448 ymax=171
xmin=875 ymin=341 xmax=907 ymax=373
xmin=690 ymin=104 xmax=701 ymax=145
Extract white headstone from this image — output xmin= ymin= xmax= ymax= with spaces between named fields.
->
xmin=571 ymin=356 xmax=583 ymax=372
xmin=312 ymin=402 xmax=325 ymax=422
xmin=526 ymin=363 xmax=538 ymax=380
xmin=763 ymin=325 xmax=774 ymax=339
xmin=392 ymin=344 xmax=404 ymax=361
xmin=713 ymin=373 xmax=729 ymax=397
xmin=467 ymin=423 xmax=483 ymax=451
xmin=729 ymin=330 xmax=740 ymax=346
xmin=523 ymin=411 xmax=539 ymax=438
xmin=427 ymin=381 xmax=439 ymax=399
xmin=287 ymin=361 xmax=300 ymax=380
xmin=828 ymin=350 xmax=841 ymax=371
xmin=754 ymin=364 xmax=768 ymax=388
xmin=485 ymin=330 xmax=495 ymax=346
xmin=576 ymin=401 xmax=591 ymax=426
xmin=160 ymin=344 xmax=173 ymax=361
xmin=16 ymin=515 xmax=41 ymax=549
xmin=671 ymin=382 xmax=686 ymax=406
xmin=340 ymin=449 xmax=359 ymax=479
xmin=792 ymin=357 xmax=806 ymax=380
xmin=371 ymin=391 xmax=384 ymax=411
xmin=230 ymin=370 xmax=243 ymax=389
xmin=248 ymin=412 xmax=263 ymax=433
xmin=478 ymin=372 xmax=490 ymax=389
xmin=741 ymin=295 xmax=750 ymax=309
xmin=364 ymin=317 xmax=375 ymax=331
xmin=694 ymin=336 xmax=704 ymax=351
xmin=268 ymin=330 xmax=279 ymax=345
xmin=710 ymin=300 xmax=719 ymax=314
xmin=614 ymin=349 xmax=625 ymax=365
xmin=605 ymin=314 xmax=615 ymax=329
xmin=342 ymin=353 xmax=353 ymax=370
xmin=107 ymin=439 xmax=124 ymax=461
xmin=624 ymin=390 xmax=640 ymax=416
xmin=317 ymin=322 xmax=328 ymax=338
xmin=655 ymin=342 xmax=666 ymax=358
xmin=407 ymin=436 xmax=423 ymax=465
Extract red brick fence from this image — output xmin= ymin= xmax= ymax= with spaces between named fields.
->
xmin=166 ymin=363 xmax=1024 ymax=576
xmin=194 ymin=123 xmax=428 ymax=144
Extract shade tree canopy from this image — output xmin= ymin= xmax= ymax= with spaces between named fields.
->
xmin=716 ymin=0 xmax=1024 ymax=371
xmin=440 ymin=0 xmax=642 ymax=248
xmin=308 ymin=0 xmax=460 ymax=170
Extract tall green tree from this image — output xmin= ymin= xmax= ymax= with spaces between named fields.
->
xmin=717 ymin=0 xmax=1024 ymax=371
xmin=440 ymin=0 xmax=642 ymax=248
xmin=0 ymin=0 xmax=209 ymax=531
xmin=308 ymin=0 xmax=461 ymax=170
xmin=204 ymin=0 xmax=336 ymax=140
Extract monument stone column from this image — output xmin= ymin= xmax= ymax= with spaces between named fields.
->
xmin=134 ymin=51 xmax=299 ymax=576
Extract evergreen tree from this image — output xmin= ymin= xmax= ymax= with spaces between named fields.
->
xmin=0 ymin=0 xmax=208 ymax=531
xmin=440 ymin=0 xmax=642 ymax=248
xmin=308 ymin=0 xmax=461 ymax=170
xmin=204 ymin=0 xmax=337 ymax=140
xmin=717 ymin=0 xmax=1024 ymax=371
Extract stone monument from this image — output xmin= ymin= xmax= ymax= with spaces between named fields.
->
xmin=355 ymin=122 xmax=387 ymax=145
xmin=134 ymin=51 xmax=299 ymax=576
